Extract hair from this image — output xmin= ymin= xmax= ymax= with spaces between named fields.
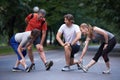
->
xmin=31 ymin=29 xmax=40 ymax=42
xmin=38 ymin=9 xmax=46 ymax=17
xmin=64 ymin=14 xmax=74 ymax=23
xmin=80 ymin=23 xmax=93 ymax=39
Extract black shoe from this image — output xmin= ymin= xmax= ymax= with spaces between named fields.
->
xmin=45 ymin=61 xmax=53 ymax=70
xmin=25 ymin=67 xmax=30 ymax=72
xmin=26 ymin=63 xmax=35 ymax=72
xmin=12 ymin=67 xmax=23 ymax=72
xmin=77 ymin=63 xmax=82 ymax=70
xmin=29 ymin=63 xmax=35 ymax=70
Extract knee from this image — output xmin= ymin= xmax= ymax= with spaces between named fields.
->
xmin=36 ymin=44 xmax=43 ymax=52
xmin=64 ymin=45 xmax=69 ymax=50
xmin=27 ymin=46 xmax=32 ymax=50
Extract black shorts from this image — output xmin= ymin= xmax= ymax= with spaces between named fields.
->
xmin=71 ymin=44 xmax=80 ymax=58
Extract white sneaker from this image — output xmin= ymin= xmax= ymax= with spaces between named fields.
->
xmin=61 ymin=66 xmax=70 ymax=71
xmin=82 ymin=66 xmax=88 ymax=73
xmin=79 ymin=64 xmax=88 ymax=73
xmin=102 ymin=69 xmax=111 ymax=74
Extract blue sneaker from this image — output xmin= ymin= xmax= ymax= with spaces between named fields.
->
xmin=12 ymin=67 xmax=23 ymax=72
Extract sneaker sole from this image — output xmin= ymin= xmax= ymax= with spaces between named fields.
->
xmin=12 ymin=69 xmax=22 ymax=72
xmin=102 ymin=72 xmax=110 ymax=74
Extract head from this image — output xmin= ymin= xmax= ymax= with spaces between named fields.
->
xmin=80 ymin=23 xmax=93 ymax=38
xmin=64 ymin=14 xmax=74 ymax=26
xmin=38 ymin=9 xmax=46 ymax=20
xmin=31 ymin=29 xmax=40 ymax=40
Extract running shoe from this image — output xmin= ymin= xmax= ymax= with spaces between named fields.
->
xmin=12 ymin=67 xmax=23 ymax=72
xmin=61 ymin=66 xmax=70 ymax=71
xmin=102 ymin=69 xmax=111 ymax=74
xmin=26 ymin=63 xmax=35 ymax=72
xmin=45 ymin=61 xmax=53 ymax=70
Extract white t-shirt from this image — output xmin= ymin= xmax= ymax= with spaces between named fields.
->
xmin=58 ymin=24 xmax=80 ymax=45
xmin=15 ymin=31 xmax=31 ymax=47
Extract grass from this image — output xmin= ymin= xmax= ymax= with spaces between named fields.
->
xmin=0 ymin=45 xmax=62 ymax=56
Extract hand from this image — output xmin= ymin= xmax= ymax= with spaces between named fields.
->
xmin=78 ymin=58 xmax=83 ymax=64
xmin=62 ymin=42 xmax=69 ymax=47
xmin=103 ymin=44 xmax=108 ymax=50
xmin=20 ymin=58 xmax=25 ymax=63
xmin=21 ymin=47 xmax=26 ymax=51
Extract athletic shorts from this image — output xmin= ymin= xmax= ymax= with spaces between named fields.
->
xmin=10 ymin=36 xmax=27 ymax=60
xmin=33 ymin=36 xmax=41 ymax=46
xmin=71 ymin=44 xmax=80 ymax=58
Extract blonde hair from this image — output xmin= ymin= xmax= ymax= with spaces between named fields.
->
xmin=80 ymin=23 xmax=93 ymax=39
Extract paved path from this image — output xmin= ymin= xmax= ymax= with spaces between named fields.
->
xmin=0 ymin=48 xmax=120 ymax=80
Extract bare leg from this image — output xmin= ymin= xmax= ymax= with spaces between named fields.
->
xmin=36 ymin=44 xmax=53 ymax=70
xmin=86 ymin=59 xmax=96 ymax=69
xmin=27 ymin=45 xmax=34 ymax=64
xmin=105 ymin=61 xmax=110 ymax=69
xmin=64 ymin=45 xmax=71 ymax=66
xmin=20 ymin=60 xmax=27 ymax=69
xmin=36 ymin=44 xmax=47 ymax=64
xmin=70 ymin=58 xmax=79 ymax=65
xmin=14 ymin=59 xmax=20 ymax=68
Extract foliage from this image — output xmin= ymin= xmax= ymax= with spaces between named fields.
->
xmin=0 ymin=0 xmax=120 ymax=45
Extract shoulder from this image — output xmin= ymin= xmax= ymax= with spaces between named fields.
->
xmin=93 ymin=26 xmax=101 ymax=31
xmin=23 ymin=31 xmax=31 ymax=36
xmin=60 ymin=24 xmax=66 ymax=28
xmin=58 ymin=24 xmax=66 ymax=32
xmin=72 ymin=24 xmax=79 ymax=28
xmin=73 ymin=24 xmax=79 ymax=27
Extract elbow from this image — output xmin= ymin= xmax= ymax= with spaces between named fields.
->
xmin=56 ymin=35 xmax=59 ymax=41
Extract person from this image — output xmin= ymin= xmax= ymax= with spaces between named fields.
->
xmin=25 ymin=9 xmax=53 ymax=72
xmin=56 ymin=14 xmax=82 ymax=71
xmin=79 ymin=23 xmax=117 ymax=74
xmin=10 ymin=29 xmax=40 ymax=72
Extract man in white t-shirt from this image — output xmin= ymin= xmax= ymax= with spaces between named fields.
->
xmin=56 ymin=14 xmax=82 ymax=71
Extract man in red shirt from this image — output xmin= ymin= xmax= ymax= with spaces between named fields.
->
xmin=25 ymin=9 xmax=53 ymax=72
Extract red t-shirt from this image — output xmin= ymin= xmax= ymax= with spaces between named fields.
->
xmin=25 ymin=13 xmax=47 ymax=31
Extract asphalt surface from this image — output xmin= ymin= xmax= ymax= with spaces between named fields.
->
xmin=0 ymin=45 xmax=120 ymax=80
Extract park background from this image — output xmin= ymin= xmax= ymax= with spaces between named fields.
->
xmin=0 ymin=0 xmax=120 ymax=54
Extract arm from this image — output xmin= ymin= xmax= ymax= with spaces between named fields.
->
xmin=94 ymin=27 xmax=108 ymax=49
xmin=17 ymin=45 xmax=25 ymax=60
xmin=25 ymin=14 xmax=33 ymax=24
xmin=94 ymin=27 xmax=108 ymax=43
xmin=71 ymin=31 xmax=81 ymax=45
xmin=79 ymin=37 xmax=90 ymax=62
xmin=40 ymin=30 xmax=46 ymax=45
xmin=56 ymin=32 xmax=65 ymax=47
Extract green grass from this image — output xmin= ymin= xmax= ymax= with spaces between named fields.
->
xmin=0 ymin=46 xmax=14 ymax=56
xmin=0 ymin=45 xmax=62 ymax=56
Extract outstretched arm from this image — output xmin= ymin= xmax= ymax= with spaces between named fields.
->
xmin=79 ymin=37 xmax=90 ymax=63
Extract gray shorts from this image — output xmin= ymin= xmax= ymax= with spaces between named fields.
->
xmin=33 ymin=36 xmax=41 ymax=46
